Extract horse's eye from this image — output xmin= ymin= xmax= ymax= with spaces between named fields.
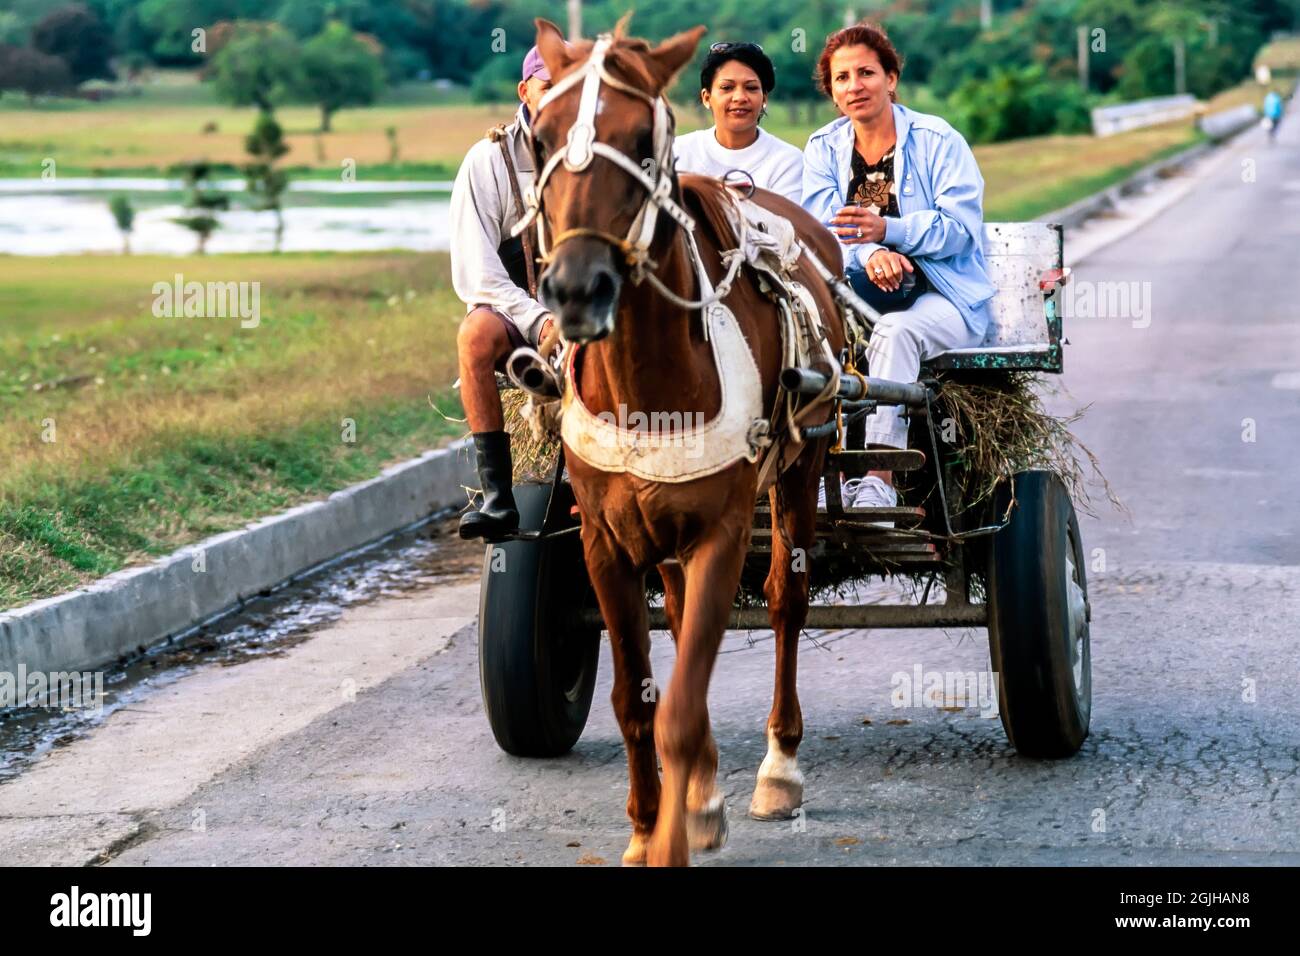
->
xmin=636 ymin=130 xmax=654 ymax=158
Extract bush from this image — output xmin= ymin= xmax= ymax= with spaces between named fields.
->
xmin=929 ymin=30 xmax=1038 ymax=100
xmin=0 ymin=43 xmax=74 ymax=101
xmin=948 ymin=64 xmax=1091 ymax=144
xmin=469 ymin=54 xmax=520 ymax=105
xmin=31 ymin=2 xmax=113 ymax=84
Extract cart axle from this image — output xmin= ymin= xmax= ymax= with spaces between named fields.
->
xmin=579 ymin=602 xmax=988 ymax=631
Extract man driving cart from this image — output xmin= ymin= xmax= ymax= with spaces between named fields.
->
xmin=449 ymin=45 xmax=563 ymax=540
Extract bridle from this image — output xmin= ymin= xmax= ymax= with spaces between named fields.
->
xmin=511 ymin=34 xmax=692 ymax=279
xmin=510 ymin=33 xmax=748 ymax=311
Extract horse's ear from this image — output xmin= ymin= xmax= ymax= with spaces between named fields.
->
xmin=646 ymin=25 xmax=707 ymax=92
xmin=534 ymin=18 xmax=573 ymax=78
xmin=612 ymin=10 xmax=634 ymax=38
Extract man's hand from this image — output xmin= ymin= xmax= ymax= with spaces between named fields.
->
xmin=865 ymin=250 xmax=913 ymax=292
xmin=538 ymin=314 xmax=560 ymax=361
xmin=829 ymin=205 xmax=886 ymax=244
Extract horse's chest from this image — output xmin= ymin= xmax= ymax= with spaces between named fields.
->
xmin=570 ymin=465 xmax=752 ymax=566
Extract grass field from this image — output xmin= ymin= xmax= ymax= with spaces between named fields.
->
xmin=1255 ymin=37 xmax=1300 ymax=72
xmin=0 ymin=71 xmax=1291 ymax=610
xmin=0 ymin=253 xmax=466 ymax=610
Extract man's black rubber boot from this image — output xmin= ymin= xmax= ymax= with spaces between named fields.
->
xmin=458 ymin=430 xmax=520 ymax=541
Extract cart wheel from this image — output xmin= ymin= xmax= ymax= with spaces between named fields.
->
xmin=478 ymin=482 xmax=600 ymax=757
xmin=987 ymin=470 xmax=1091 ymax=758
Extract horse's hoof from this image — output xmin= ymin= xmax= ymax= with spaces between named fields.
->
xmin=748 ymin=777 xmax=804 ymax=821
xmin=686 ymin=795 xmax=728 ymax=851
xmin=621 ymin=832 xmax=649 ymax=866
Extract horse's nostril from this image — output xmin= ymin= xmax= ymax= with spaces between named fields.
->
xmin=589 ymin=269 xmax=618 ymax=312
xmin=540 ymin=273 xmax=565 ymax=308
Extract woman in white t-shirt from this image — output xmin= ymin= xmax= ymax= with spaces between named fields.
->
xmin=673 ymin=42 xmax=804 ymax=204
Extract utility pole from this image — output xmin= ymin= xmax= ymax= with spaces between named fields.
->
xmin=981 ymin=0 xmax=993 ymax=31
xmin=567 ymin=0 xmax=582 ymax=41
xmin=1173 ymin=35 xmax=1186 ymax=94
xmin=843 ymin=7 xmax=856 ymax=28
xmin=1077 ymin=24 xmax=1089 ymax=91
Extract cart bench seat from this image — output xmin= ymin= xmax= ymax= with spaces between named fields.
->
xmin=924 ymin=221 xmax=1066 ymax=373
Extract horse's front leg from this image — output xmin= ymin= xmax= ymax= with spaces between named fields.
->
xmin=648 ymin=522 xmax=750 ymax=867
xmin=659 ymin=560 xmax=727 ymax=852
xmin=587 ymin=536 xmax=659 ymax=866
xmin=750 ymin=458 xmax=819 ymax=820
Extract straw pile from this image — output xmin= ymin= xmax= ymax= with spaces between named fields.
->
xmin=502 ymin=387 xmax=562 ymax=483
xmin=930 ymin=369 xmax=1118 ymax=520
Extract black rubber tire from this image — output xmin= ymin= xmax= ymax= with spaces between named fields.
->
xmin=987 ymin=470 xmax=1092 ymax=758
xmin=478 ymin=482 xmax=601 ymax=757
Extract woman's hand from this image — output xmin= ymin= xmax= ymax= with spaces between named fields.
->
xmin=828 ymin=205 xmax=886 ymax=244
xmin=865 ymin=250 xmax=913 ymax=292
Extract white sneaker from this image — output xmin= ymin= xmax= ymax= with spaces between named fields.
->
xmin=847 ymin=475 xmax=897 ymax=526
xmin=817 ymin=477 xmax=862 ymax=511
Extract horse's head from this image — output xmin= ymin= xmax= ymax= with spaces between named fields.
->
xmin=525 ymin=15 xmax=706 ymax=343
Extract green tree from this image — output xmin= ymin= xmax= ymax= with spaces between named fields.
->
xmin=211 ymin=21 xmax=302 ymax=111
xmin=244 ymin=109 xmax=290 ymax=252
xmin=949 ymin=63 xmax=1090 ymax=143
xmin=0 ymin=11 xmax=25 ymax=46
xmin=108 ymin=194 xmax=134 ymax=254
xmin=298 ymin=20 xmax=384 ymax=131
xmin=31 ymin=3 xmax=114 ymax=84
xmin=764 ymin=16 xmax=828 ymax=125
xmin=0 ymin=43 xmax=73 ymax=102
xmin=170 ymin=160 xmax=229 ymax=255
xmin=275 ymin=0 xmax=329 ymax=38
xmin=135 ymin=0 xmax=260 ymax=64
xmin=469 ymin=52 xmax=518 ymax=105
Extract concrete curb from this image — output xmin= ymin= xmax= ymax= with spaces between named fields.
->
xmin=0 ymin=438 xmax=476 ymax=677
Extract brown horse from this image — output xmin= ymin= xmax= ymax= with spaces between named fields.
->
xmin=528 ymin=17 xmax=847 ymax=866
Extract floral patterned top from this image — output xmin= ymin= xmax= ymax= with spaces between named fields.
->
xmin=847 ymin=143 xmax=901 ymax=216
xmin=847 ymin=142 xmax=928 ymax=292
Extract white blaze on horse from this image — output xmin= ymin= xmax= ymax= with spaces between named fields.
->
xmin=520 ymin=15 xmax=861 ymax=866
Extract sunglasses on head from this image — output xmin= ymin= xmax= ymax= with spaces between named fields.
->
xmin=709 ymin=41 xmax=764 ymax=55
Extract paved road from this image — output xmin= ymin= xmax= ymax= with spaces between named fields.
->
xmin=3 ymin=120 xmax=1298 ymax=867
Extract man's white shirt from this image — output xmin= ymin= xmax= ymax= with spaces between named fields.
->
xmin=448 ymin=103 xmax=548 ymax=343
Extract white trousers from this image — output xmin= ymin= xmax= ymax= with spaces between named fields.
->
xmin=860 ymin=292 xmax=980 ymax=449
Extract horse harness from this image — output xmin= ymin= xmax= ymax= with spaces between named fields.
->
xmin=486 ymin=124 xmax=538 ymax=298
xmin=508 ymin=32 xmax=878 ymax=491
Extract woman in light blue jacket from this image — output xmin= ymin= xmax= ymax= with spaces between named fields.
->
xmin=802 ymin=23 xmax=996 ymax=511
